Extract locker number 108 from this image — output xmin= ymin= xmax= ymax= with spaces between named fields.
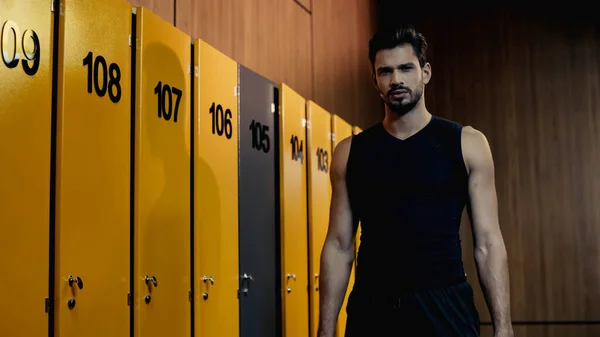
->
xmin=83 ymin=52 xmax=122 ymax=103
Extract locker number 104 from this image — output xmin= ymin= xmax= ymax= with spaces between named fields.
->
xmin=290 ymin=135 xmax=304 ymax=164
xmin=1 ymin=19 xmax=40 ymax=76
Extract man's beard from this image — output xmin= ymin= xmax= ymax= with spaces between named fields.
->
xmin=383 ymin=84 xmax=423 ymax=116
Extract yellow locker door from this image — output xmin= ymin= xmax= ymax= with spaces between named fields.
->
xmin=351 ymin=126 xmax=363 ymax=263
xmin=54 ymin=0 xmax=131 ymax=336
xmin=279 ymin=84 xmax=309 ymax=337
xmin=0 ymin=2 xmax=52 ymax=336
xmin=134 ymin=7 xmax=191 ymax=337
xmin=306 ymin=101 xmax=333 ymax=337
xmin=331 ymin=115 xmax=354 ymax=337
xmin=194 ymin=39 xmax=239 ymax=337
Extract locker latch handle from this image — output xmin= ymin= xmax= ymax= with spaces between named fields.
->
xmin=68 ymin=275 xmax=83 ymax=290
xmin=202 ymin=275 xmax=215 ymax=300
xmin=145 ymin=275 xmax=158 ymax=287
xmin=241 ymin=273 xmax=254 ymax=295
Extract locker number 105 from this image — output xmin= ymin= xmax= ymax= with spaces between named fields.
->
xmin=1 ymin=19 xmax=40 ymax=76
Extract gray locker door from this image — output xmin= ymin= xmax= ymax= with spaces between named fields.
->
xmin=238 ymin=65 xmax=279 ymax=337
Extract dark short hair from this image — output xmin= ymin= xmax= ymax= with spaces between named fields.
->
xmin=368 ymin=24 xmax=428 ymax=69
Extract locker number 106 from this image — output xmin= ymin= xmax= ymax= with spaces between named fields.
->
xmin=209 ymin=102 xmax=233 ymax=139
xmin=1 ymin=19 xmax=40 ymax=76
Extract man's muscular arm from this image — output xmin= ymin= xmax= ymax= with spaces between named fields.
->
xmin=463 ymin=127 xmax=513 ymax=337
xmin=317 ymin=137 xmax=358 ymax=337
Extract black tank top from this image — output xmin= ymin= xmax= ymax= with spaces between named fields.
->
xmin=346 ymin=115 xmax=469 ymax=294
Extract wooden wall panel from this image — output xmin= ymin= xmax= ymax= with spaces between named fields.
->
xmin=482 ymin=325 xmax=600 ymax=337
xmin=174 ymin=0 xmax=378 ymax=129
xmin=293 ymin=0 xmax=311 ymax=12
xmin=129 ymin=0 xmax=174 ymax=25
xmin=313 ymin=0 xmax=382 ymax=129
xmin=377 ymin=0 xmax=600 ymax=324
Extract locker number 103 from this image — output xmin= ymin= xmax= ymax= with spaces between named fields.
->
xmin=316 ymin=148 xmax=329 ymax=173
xmin=1 ymin=19 xmax=40 ymax=76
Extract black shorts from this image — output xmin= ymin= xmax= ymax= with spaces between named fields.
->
xmin=344 ymin=281 xmax=480 ymax=337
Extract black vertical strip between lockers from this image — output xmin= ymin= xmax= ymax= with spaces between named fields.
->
xmin=273 ymin=86 xmax=282 ymax=337
xmin=48 ymin=0 xmax=60 ymax=336
xmin=304 ymin=103 xmax=312 ymax=335
xmin=173 ymin=0 xmax=177 ymax=26
xmin=236 ymin=65 xmax=241 ymax=337
xmin=130 ymin=10 xmax=137 ymax=337
xmin=189 ymin=41 xmax=195 ymax=337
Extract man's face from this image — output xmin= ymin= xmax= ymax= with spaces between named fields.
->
xmin=373 ymin=44 xmax=431 ymax=116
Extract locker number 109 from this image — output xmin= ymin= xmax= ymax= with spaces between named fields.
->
xmin=1 ymin=19 xmax=40 ymax=76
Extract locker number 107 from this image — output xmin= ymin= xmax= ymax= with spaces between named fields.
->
xmin=154 ymin=81 xmax=182 ymax=122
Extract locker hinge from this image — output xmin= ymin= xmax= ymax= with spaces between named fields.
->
xmin=234 ymin=86 xmax=240 ymax=97
xmin=301 ymin=118 xmax=307 ymax=128
xmin=45 ymin=298 xmax=51 ymax=313
xmin=129 ymin=34 xmax=132 ymax=47
xmin=127 ymin=293 xmax=132 ymax=306
xmin=195 ymin=66 xmax=199 ymax=77
xmin=51 ymin=0 xmax=55 ymax=12
xmin=329 ymin=133 xmax=336 ymax=141
xmin=188 ymin=64 xmax=191 ymax=74
xmin=271 ymin=103 xmax=275 ymax=113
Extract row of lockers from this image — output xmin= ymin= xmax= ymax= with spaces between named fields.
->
xmin=0 ymin=1 xmax=363 ymax=337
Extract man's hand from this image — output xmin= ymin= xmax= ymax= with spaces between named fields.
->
xmin=462 ymin=126 xmax=513 ymax=333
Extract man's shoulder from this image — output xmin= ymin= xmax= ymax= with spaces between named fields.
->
xmin=461 ymin=125 xmax=488 ymax=149
xmin=460 ymin=125 xmax=492 ymax=173
xmin=431 ymin=115 xmax=487 ymax=144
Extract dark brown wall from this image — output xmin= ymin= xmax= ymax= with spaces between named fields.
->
xmin=376 ymin=1 xmax=600 ymax=335
xmin=128 ymin=0 xmax=382 ymax=129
